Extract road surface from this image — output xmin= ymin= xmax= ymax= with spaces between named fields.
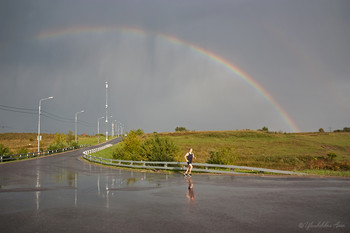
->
xmin=1 ymin=138 xmax=349 ymax=233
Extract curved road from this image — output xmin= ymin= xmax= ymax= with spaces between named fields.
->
xmin=0 ymin=138 xmax=349 ymax=233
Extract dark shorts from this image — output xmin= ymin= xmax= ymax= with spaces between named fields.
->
xmin=187 ymin=162 xmax=192 ymax=165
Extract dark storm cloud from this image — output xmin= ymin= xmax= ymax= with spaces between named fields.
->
xmin=0 ymin=0 xmax=349 ymax=134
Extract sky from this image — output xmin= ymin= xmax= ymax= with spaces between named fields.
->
xmin=0 ymin=0 xmax=349 ymax=135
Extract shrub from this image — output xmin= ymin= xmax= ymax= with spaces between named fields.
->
xmin=47 ymin=133 xmax=67 ymax=151
xmin=69 ymin=141 xmax=79 ymax=149
xmin=66 ymin=130 xmax=75 ymax=145
xmin=207 ymin=147 xmax=236 ymax=165
xmin=134 ymin=129 xmax=144 ymax=136
xmin=141 ymin=134 xmax=179 ymax=161
xmin=113 ymin=130 xmax=143 ymax=160
xmin=17 ymin=147 xmax=28 ymax=155
xmin=0 ymin=144 xmax=11 ymax=156
xmin=327 ymin=153 xmax=337 ymax=161
xmin=112 ymin=131 xmax=179 ymax=162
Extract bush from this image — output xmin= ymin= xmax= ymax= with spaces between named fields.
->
xmin=327 ymin=153 xmax=337 ymax=161
xmin=141 ymin=134 xmax=179 ymax=161
xmin=0 ymin=144 xmax=11 ymax=156
xmin=112 ymin=131 xmax=179 ymax=162
xmin=66 ymin=130 xmax=75 ymax=145
xmin=47 ymin=133 xmax=67 ymax=151
xmin=69 ymin=141 xmax=79 ymax=149
xmin=113 ymin=130 xmax=143 ymax=160
xmin=207 ymin=147 xmax=236 ymax=165
xmin=17 ymin=147 xmax=28 ymax=155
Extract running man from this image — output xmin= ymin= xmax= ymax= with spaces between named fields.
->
xmin=184 ymin=148 xmax=196 ymax=177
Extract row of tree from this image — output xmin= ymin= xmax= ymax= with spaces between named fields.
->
xmin=319 ymin=127 xmax=350 ymax=133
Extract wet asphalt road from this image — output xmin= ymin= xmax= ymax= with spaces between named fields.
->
xmin=1 ymin=138 xmax=349 ymax=233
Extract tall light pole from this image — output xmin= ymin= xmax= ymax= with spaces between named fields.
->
xmin=97 ymin=117 xmax=104 ymax=144
xmin=37 ymin=96 xmax=53 ymax=153
xmin=75 ymin=110 xmax=84 ymax=142
xmin=105 ymin=81 xmax=109 ymax=141
xmin=112 ymin=120 xmax=117 ymax=137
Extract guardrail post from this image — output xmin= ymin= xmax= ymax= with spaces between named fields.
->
xmin=164 ymin=163 xmax=167 ymax=168
xmin=1 ymin=156 xmax=2 ymax=162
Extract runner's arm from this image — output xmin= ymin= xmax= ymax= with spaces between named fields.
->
xmin=184 ymin=153 xmax=188 ymax=162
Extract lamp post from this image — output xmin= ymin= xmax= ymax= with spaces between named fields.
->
xmin=97 ymin=117 xmax=104 ymax=144
xmin=37 ymin=96 xmax=53 ymax=153
xmin=112 ymin=120 xmax=117 ymax=137
xmin=105 ymin=81 xmax=109 ymax=141
xmin=75 ymin=110 xmax=84 ymax=142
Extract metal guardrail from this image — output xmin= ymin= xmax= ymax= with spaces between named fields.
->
xmin=0 ymin=145 xmax=89 ymax=163
xmin=83 ymin=149 xmax=307 ymax=175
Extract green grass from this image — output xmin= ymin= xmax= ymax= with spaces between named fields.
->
xmin=159 ymin=131 xmax=350 ymax=162
xmin=92 ymin=130 xmax=350 ymax=176
xmin=301 ymin=170 xmax=350 ymax=177
xmin=92 ymin=145 xmax=116 ymax=159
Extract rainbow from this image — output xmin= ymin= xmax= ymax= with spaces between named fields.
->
xmin=35 ymin=26 xmax=300 ymax=132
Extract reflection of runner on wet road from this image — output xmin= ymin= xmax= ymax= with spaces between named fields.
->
xmin=186 ymin=177 xmax=195 ymax=201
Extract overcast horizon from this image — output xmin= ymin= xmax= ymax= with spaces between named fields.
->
xmin=1 ymin=0 xmax=349 ymax=134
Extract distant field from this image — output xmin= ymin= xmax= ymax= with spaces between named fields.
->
xmin=0 ymin=133 xmax=106 ymax=154
xmin=159 ymin=130 xmax=350 ymax=163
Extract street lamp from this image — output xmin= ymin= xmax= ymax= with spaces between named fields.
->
xmin=107 ymin=115 xmax=112 ymax=140
xmin=112 ymin=120 xmax=117 ymax=137
xmin=97 ymin=117 xmax=104 ymax=144
xmin=105 ymin=81 xmax=109 ymax=141
xmin=75 ymin=110 xmax=84 ymax=142
xmin=37 ymin=96 xmax=53 ymax=153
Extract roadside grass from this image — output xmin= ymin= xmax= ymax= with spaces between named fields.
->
xmin=0 ymin=133 xmax=108 ymax=154
xmin=91 ymin=145 xmax=116 ymax=159
xmin=301 ymin=170 xmax=350 ymax=177
xmin=0 ymin=133 xmax=55 ymax=153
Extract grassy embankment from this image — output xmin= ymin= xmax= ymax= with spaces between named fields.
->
xmin=93 ymin=130 xmax=350 ymax=176
xmin=0 ymin=133 xmax=106 ymax=154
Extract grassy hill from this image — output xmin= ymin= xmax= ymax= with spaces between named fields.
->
xmin=158 ymin=130 xmax=350 ymax=175
xmin=160 ymin=130 xmax=350 ymax=161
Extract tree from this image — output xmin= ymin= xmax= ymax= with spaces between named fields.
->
xmin=319 ymin=128 xmax=325 ymax=133
xmin=175 ymin=127 xmax=188 ymax=132
xmin=66 ymin=130 xmax=75 ymax=145
xmin=261 ymin=126 xmax=269 ymax=132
